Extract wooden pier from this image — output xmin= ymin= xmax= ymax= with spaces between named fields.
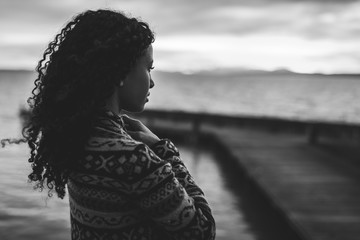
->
xmin=208 ymin=127 xmax=360 ymax=240
xmin=134 ymin=109 xmax=360 ymax=240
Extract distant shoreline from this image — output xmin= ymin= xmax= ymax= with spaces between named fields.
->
xmin=1 ymin=68 xmax=359 ymax=78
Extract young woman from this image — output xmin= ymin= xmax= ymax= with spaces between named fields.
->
xmin=21 ymin=9 xmax=215 ymax=240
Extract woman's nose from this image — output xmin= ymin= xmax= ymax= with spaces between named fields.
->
xmin=150 ymin=78 xmax=154 ymax=89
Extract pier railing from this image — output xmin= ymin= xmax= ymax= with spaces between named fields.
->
xmin=132 ymin=109 xmax=360 ymax=145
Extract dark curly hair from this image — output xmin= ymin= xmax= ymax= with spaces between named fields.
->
xmin=16 ymin=9 xmax=155 ymax=199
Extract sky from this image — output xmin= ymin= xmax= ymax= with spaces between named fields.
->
xmin=0 ymin=0 xmax=359 ymax=74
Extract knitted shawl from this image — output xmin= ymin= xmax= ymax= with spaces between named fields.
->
xmin=68 ymin=111 xmax=216 ymax=239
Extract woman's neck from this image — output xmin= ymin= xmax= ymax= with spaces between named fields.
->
xmin=104 ymin=88 xmax=122 ymax=115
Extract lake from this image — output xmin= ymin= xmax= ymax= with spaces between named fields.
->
xmin=1 ymin=69 xmax=359 ymax=239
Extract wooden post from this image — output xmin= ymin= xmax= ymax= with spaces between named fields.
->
xmin=189 ymin=118 xmax=201 ymax=145
xmin=307 ymin=124 xmax=319 ymax=145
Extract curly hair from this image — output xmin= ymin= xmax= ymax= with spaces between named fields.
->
xmin=20 ymin=9 xmax=155 ymax=199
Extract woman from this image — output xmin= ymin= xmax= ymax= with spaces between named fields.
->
xmin=22 ymin=9 xmax=215 ymax=240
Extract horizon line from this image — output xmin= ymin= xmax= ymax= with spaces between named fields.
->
xmin=0 ymin=67 xmax=359 ymax=76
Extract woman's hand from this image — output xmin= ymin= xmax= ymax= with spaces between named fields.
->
xmin=122 ymin=115 xmax=160 ymax=147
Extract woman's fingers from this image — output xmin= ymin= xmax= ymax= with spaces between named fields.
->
xmin=122 ymin=115 xmax=140 ymax=125
xmin=122 ymin=114 xmax=136 ymax=123
xmin=122 ymin=115 xmax=143 ymax=130
xmin=122 ymin=115 xmax=160 ymax=146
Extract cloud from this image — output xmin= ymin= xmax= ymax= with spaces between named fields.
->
xmin=0 ymin=0 xmax=359 ymax=73
xmin=154 ymin=33 xmax=360 ymax=73
xmin=150 ymin=1 xmax=360 ymax=40
xmin=2 ymin=0 xmax=359 ymax=38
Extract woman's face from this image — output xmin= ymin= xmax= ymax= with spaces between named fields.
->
xmin=118 ymin=45 xmax=154 ymax=112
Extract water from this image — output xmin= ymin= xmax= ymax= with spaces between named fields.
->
xmin=1 ymin=70 xmax=359 ymax=239
xmin=0 ymin=145 xmax=71 ymax=240
xmin=149 ymin=71 xmax=360 ymax=124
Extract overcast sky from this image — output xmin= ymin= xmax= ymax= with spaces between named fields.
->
xmin=0 ymin=0 xmax=359 ymax=74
